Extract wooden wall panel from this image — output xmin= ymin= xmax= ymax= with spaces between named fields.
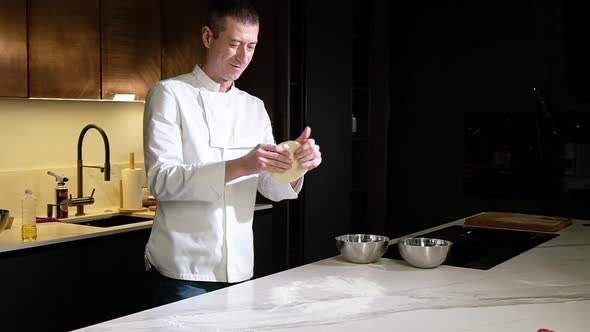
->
xmin=28 ymin=0 xmax=100 ymax=99
xmin=0 ymin=0 xmax=27 ymax=97
xmin=101 ymin=0 xmax=161 ymax=100
xmin=161 ymin=0 xmax=208 ymax=79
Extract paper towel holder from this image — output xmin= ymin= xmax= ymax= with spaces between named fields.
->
xmin=118 ymin=152 xmax=147 ymax=213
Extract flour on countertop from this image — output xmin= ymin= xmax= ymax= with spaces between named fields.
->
xmin=271 ymin=275 xmax=386 ymax=307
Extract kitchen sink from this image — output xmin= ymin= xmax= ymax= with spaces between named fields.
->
xmin=70 ymin=215 xmax=153 ymax=228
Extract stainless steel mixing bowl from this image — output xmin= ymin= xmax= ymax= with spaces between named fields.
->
xmin=398 ymin=237 xmax=452 ymax=268
xmin=335 ymin=234 xmax=390 ymax=264
xmin=0 ymin=209 xmax=9 ymax=234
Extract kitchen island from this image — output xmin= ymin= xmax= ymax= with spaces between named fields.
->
xmin=78 ymin=215 xmax=590 ymax=332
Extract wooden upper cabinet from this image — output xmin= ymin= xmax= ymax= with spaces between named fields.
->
xmin=3 ymin=0 xmax=206 ymax=100
xmin=0 ymin=0 xmax=27 ymax=97
xmin=101 ymin=0 xmax=161 ymax=100
xmin=161 ymin=0 xmax=208 ymax=79
xmin=28 ymin=0 xmax=100 ymax=99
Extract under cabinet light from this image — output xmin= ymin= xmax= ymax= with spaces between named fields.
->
xmin=112 ymin=94 xmax=136 ymax=101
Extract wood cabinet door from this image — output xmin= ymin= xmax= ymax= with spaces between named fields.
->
xmin=28 ymin=0 xmax=100 ymax=99
xmin=101 ymin=0 xmax=161 ymax=100
xmin=0 ymin=0 xmax=27 ymax=97
xmin=161 ymin=0 xmax=208 ymax=79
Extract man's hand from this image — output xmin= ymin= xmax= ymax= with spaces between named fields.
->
xmin=226 ymin=144 xmax=292 ymax=182
xmin=242 ymin=143 xmax=293 ymax=174
xmin=225 ymin=126 xmax=321 ymax=184
xmin=294 ymin=126 xmax=322 ymax=171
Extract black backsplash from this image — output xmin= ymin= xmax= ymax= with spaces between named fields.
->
xmin=463 ymin=110 xmax=590 ymax=218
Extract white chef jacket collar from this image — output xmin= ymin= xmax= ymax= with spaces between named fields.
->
xmin=192 ymin=65 xmax=235 ymax=93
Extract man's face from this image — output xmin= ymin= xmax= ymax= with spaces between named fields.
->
xmin=203 ymin=16 xmax=259 ymax=87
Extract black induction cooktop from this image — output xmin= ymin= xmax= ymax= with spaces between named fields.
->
xmin=384 ymin=225 xmax=559 ymax=270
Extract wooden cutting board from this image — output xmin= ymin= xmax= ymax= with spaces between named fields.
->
xmin=465 ymin=212 xmax=572 ymax=232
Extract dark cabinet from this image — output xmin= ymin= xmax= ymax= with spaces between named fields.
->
xmin=0 ymin=239 xmax=84 ymax=332
xmin=286 ymin=0 xmax=354 ymax=265
xmin=0 ymin=208 xmax=277 ymax=331
xmin=161 ymin=0 xmax=208 ymax=79
xmin=284 ymin=0 xmax=392 ymax=265
xmin=362 ymin=0 xmax=390 ymax=235
xmin=79 ymin=229 xmax=157 ymax=326
xmin=101 ymin=0 xmax=161 ymax=100
xmin=348 ymin=0 xmax=391 ymax=236
xmin=0 ymin=0 xmax=27 ymax=97
xmin=0 ymin=229 xmax=156 ymax=332
xmin=28 ymin=0 xmax=101 ymax=99
xmin=253 ymin=208 xmax=289 ymax=278
xmin=350 ymin=0 xmax=371 ymax=233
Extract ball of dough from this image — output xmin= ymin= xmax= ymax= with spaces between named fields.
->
xmin=271 ymin=140 xmax=307 ymax=183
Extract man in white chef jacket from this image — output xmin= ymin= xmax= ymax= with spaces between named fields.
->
xmin=143 ymin=0 xmax=322 ymax=305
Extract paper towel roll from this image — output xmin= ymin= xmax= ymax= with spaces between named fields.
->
xmin=121 ymin=168 xmax=143 ymax=209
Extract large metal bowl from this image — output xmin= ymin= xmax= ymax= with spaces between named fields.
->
xmin=335 ymin=234 xmax=390 ymax=264
xmin=0 ymin=209 xmax=9 ymax=234
xmin=398 ymin=237 xmax=452 ymax=268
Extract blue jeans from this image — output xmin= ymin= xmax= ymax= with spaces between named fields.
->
xmin=157 ymin=273 xmax=230 ymax=306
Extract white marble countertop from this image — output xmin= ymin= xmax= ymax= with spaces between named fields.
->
xmin=77 ymin=216 xmax=590 ymax=332
xmin=0 ymin=203 xmax=272 ymax=253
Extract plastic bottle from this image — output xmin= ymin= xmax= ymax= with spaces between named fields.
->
xmin=21 ymin=189 xmax=37 ymax=242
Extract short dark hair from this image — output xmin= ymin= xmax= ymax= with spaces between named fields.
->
xmin=207 ymin=0 xmax=259 ymax=38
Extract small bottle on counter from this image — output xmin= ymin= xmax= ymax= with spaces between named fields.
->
xmin=21 ymin=189 xmax=37 ymax=242
xmin=47 ymin=171 xmax=69 ymax=218
xmin=55 ymin=180 xmax=69 ymax=219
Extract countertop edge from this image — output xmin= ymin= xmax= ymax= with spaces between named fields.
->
xmin=0 ymin=203 xmax=273 ymax=254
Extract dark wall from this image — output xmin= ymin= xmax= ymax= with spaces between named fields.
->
xmin=564 ymin=2 xmax=590 ymax=103
xmin=242 ymin=0 xmax=588 ymax=266
xmin=387 ymin=0 xmax=589 ymax=236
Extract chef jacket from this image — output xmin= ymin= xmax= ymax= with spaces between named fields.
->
xmin=143 ymin=65 xmax=303 ymax=283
